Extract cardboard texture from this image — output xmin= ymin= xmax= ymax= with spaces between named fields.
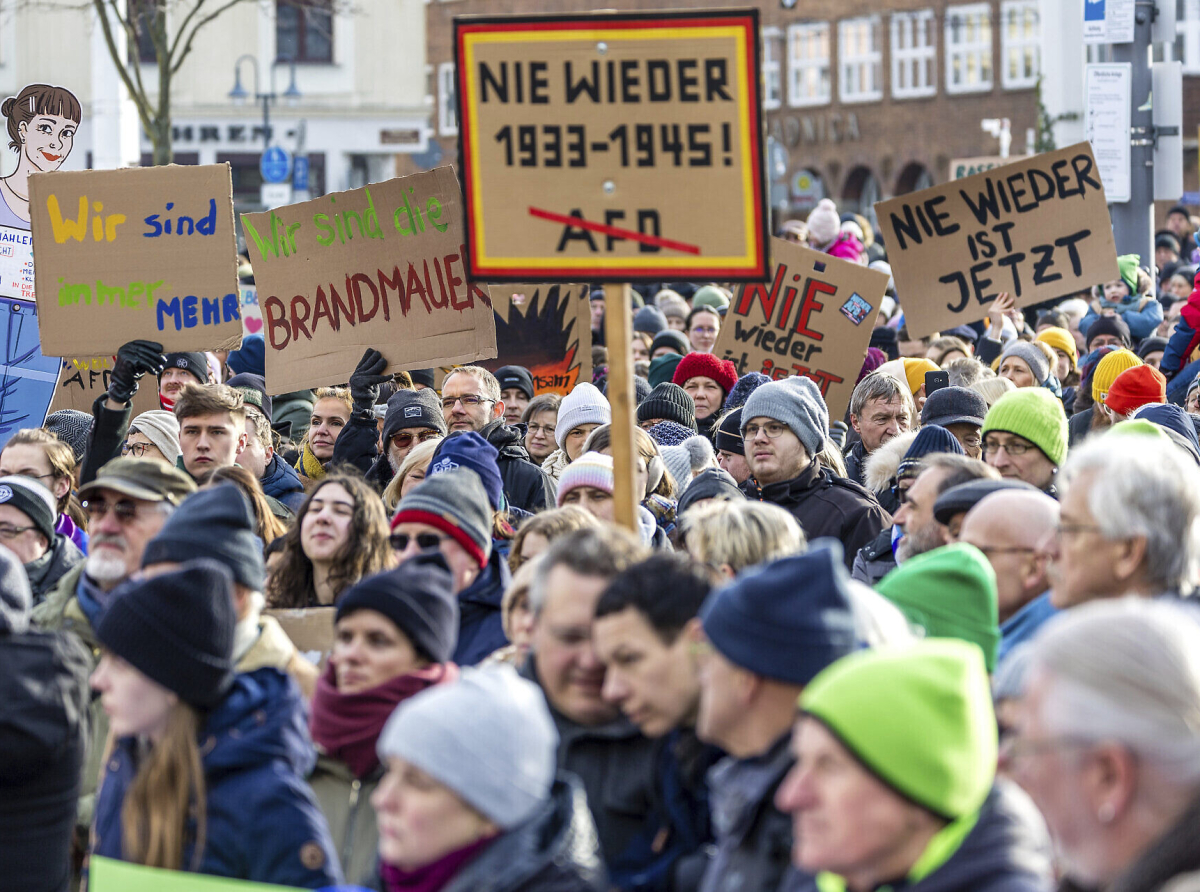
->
xmin=455 ymin=10 xmax=768 ymax=282
xmin=90 ymin=856 xmax=305 ymax=892
xmin=48 ymin=355 xmax=162 ymax=416
xmin=28 ymin=164 xmax=243 ymax=355
xmin=242 ymin=166 xmax=498 ymax=394
xmin=875 ymin=143 xmax=1119 ymax=339
xmin=0 ymin=297 xmax=58 ymax=447
xmin=263 ymin=607 xmax=336 ymax=670
xmin=482 ymin=283 xmax=592 ymax=394
xmin=714 ymin=237 xmax=887 ymax=419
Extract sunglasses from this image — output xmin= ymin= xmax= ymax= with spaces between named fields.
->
xmin=391 ymin=430 xmax=442 ymax=450
xmin=82 ymin=498 xmax=142 ymax=523
xmin=389 ymin=532 xmax=448 ymax=551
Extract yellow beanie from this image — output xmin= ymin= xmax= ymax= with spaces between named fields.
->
xmin=1036 ymin=327 xmax=1078 ymax=372
xmin=1092 ymin=349 xmax=1142 ymax=403
xmin=901 ymin=358 xmax=940 ymax=395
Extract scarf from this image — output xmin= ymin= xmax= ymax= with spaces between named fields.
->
xmin=295 ymin=442 xmax=327 ymax=481
xmin=310 ymin=661 xmax=458 ymax=779
xmin=380 ymin=834 xmax=497 ymax=892
xmin=75 ymin=570 xmax=115 ymax=629
xmin=542 ymin=448 xmax=571 ymax=485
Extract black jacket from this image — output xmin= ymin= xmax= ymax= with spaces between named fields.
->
xmin=80 ymin=393 xmax=131 ymax=486
xmin=329 ymin=414 xmax=394 ymax=492
xmin=1068 ymin=407 xmax=1094 ymax=448
xmin=851 ymin=527 xmax=897 ymax=586
xmin=742 ymin=463 xmax=891 ymax=570
xmin=482 ymin=420 xmax=556 ymax=514
xmin=0 ymin=629 xmax=91 ymax=892
xmin=842 ymin=440 xmax=868 ymax=488
xmin=26 ymin=535 xmax=84 ymax=605
xmin=1108 ymin=789 xmax=1200 ymax=892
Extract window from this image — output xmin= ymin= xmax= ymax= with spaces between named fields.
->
xmin=946 ymin=3 xmax=994 ymax=94
xmin=1178 ymin=0 xmax=1200 ymax=73
xmin=839 ymin=17 xmax=883 ymax=102
xmin=438 ymin=62 xmax=457 ymax=136
xmin=763 ymin=28 xmax=783 ymax=110
xmin=276 ymin=0 xmax=332 ymax=64
xmin=891 ymin=10 xmax=937 ymax=98
xmin=1001 ymin=0 xmax=1040 ymax=88
xmin=128 ymin=0 xmax=160 ymax=65
xmin=787 ymin=23 xmax=831 ymax=107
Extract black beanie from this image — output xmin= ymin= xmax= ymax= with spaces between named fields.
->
xmin=0 ymin=475 xmax=58 ymax=544
xmin=142 ymin=485 xmax=266 ymax=591
xmin=714 ymin=407 xmax=744 ymax=455
xmin=97 ymin=558 xmax=236 ymax=709
xmin=495 ymin=365 xmax=535 ymax=401
xmin=650 ymin=330 xmax=690 ymax=357
xmin=637 ymin=382 xmax=697 ymax=431
xmin=382 ymin=389 xmax=447 ymax=446
xmin=1085 ymin=315 xmax=1132 ymax=349
xmin=409 ymin=369 xmax=436 ymax=389
xmin=336 ymin=551 xmax=460 ymax=663
xmin=160 ymin=352 xmax=209 ymax=386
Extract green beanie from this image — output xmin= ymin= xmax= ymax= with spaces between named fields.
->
xmin=693 ymin=285 xmax=730 ymax=310
xmin=649 ymin=352 xmax=684 ymax=388
xmin=875 ymin=543 xmax=1000 ymax=671
xmin=981 ymin=388 xmax=1068 ymax=467
xmin=800 ymin=639 xmax=997 ymax=820
xmin=1107 ymin=419 xmax=1169 ymax=442
xmin=1117 ymin=254 xmax=1140 ymax=292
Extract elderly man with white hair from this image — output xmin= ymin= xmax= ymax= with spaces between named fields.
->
xmin=1010 ymin=598 xmax=1200 ymax=891
xmin=1044 ymin=430 xmax=1200 ymax=606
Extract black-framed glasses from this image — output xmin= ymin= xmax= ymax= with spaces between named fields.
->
xmin=441 ymin=395 xmax=495 ymax=411
xmin=390 ymin=532 xmax=448 ymax=551
xmin=121 ymin=442 xmax=151 ymax=457
xmin=82 ymin=498 xmax=142 ymax=523
xmin=0 ymin=523 xmax=35 ymax=539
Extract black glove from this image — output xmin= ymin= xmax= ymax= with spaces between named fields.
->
xmin=348 ymin=348 xmax=390 ymax=417
xmin=108 ymin=339 xmax=165 ymax=405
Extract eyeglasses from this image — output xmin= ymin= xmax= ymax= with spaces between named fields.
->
xmin=690 ymin=326 xmax=718 ymax=336
xmin=0 ymin=523 xmax=35 ymax=539
xmin=526 ymin=423 xmax=555 ymax=436
xmin=999 ymin=735 xmax=1092 ymax=764
xmin=441 ymin=395 xmax=495 ymax=411
xmin=82 ymin=498 xmax=143 ymax=523
xmin=1055 ymin=522 xmax=1102 ymax=539
xmin=121 ymin=442 xmax=151 ymax=457
xmin=390 ymin=431 xmax=441 ymax=450
xmin=743 ymin=421 xmax=789 ymax=439
xmin=390 ymin=531 xmax=448 ymax=551
xmin=977 ymin=546 xmax=1037 ymax=556
xmin=981 ymin=439 xmax=1036 ymax=457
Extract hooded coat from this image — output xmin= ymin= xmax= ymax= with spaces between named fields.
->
xmin=261 ymin=454 xmax=307 ymax=513
xmin=481 ymin=420 xmax=557 ymax=514
xmin=26 ymin=534 xmax=84 ymax=604
xmin=92 ymin=668 xmax=343 ymax=888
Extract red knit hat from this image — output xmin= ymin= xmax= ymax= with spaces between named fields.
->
xmin=672 ymin=352 xmax=739 ymax=395
xmin=1104 ymin=365 xmax=1167 ymax=416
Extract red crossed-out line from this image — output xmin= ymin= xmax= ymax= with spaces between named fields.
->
xmin=528 ymin=206 xmax=702 ymax=255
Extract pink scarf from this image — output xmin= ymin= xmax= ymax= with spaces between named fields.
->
xmin=309 ymin=661 xmax=458 ymax=779
xmin=380 ymin=834 xmax=497 ymax=892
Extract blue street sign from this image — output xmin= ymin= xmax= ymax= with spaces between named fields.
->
xmin=260 ymin=146 xmax=291 ymax=184
xmin=293 ymin=156 xmax=310 ymax=192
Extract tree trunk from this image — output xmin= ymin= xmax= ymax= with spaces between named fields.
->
xmin=151 ymin=118 xmax=173 ymax=165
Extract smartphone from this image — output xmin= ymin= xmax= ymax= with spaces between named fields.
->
xmin=925 ymin=370 xmax=950 ymax=395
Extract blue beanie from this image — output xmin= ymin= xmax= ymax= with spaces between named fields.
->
xmin=429 ymin=432 xmax=504 ymax=510
xmin=700 ymin=541 xmax=860 ymax=685
xmin=897 ymin=424 xmax=965 ymax=479
xmin=226 ymin=335 xmax=265 ymax=377
xmin=725 ymin=372 xmax=771 ymax=411
xmin=648 ymin=420 xmax=694 ymax=447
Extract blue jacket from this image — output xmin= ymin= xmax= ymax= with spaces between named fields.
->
xmin=261 ymin=454 xmax=307 ymax=513
xmin=93 ymin=668 xmax=342 ymax=889
xmin=1080 ymin=297 xmax=1163 ymax=344
xmin=998 ymin=593 xmax=1057 ymax=667
xmin=454 ymin=550 xmax=512 ymax=666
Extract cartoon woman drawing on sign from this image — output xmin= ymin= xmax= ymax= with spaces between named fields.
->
xmin=0 ymin=84 xmax=81 ymax=229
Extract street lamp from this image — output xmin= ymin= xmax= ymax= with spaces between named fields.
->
xmin=228 ymin=55 xmax=301 ymax=151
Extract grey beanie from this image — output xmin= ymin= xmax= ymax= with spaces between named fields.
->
xmin=999 ymin=341 xmax=1051 ymax=385
xmin=377 ymin=665 xmax=558 ymax=828
xmin=392 ymin=467 xmax=494 ymax=568
xmin=43 ymin=410 xmax=93 ymax=462
xmin=661 ymin=435 xmax=714 ymax=490
xmin=741 ymin=376 xmax=829 ymax=458
xmin=129 ymin=410 xmax=182 ymax=465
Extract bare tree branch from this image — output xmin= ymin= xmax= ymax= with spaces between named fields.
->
xmin=170 ymin=0 xmax=250 ymax=75
xmin=91 ymin=0 xmax=155 ymax=135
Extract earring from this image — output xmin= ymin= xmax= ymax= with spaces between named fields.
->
xmin=1097 ymin=803 xmax=1115 ymax=824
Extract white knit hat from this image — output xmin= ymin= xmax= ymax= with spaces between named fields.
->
xmin=555 ymin=382 xmax=611 ymax=449
xmin=129 ymin=410 xmax=182 ymax=465
xmin=806 ymin=198 xmax=841 ymax=247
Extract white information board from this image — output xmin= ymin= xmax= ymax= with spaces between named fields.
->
xmin=1085 ymin=63 xmax=1132 ymax=204
xmin=0 ymin=226 xmax=34 ymax=303
xmin=1084 ymin=0 xmax=1135 ymax=44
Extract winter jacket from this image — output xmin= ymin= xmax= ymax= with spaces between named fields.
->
xmin=1163 ymin=284 xmax=1200 ymax=380
xmin=1068 ymin=407 xmax=1096 ymax=448
xmin=0 ymin=628 xmax=91 ymax=892
xmin=1107 ymin=789 xmax=1200 ymax=892
xmin=329 ymin=413 xmax=396 ymax=493
xmin=842 ymin=440 xmax=868 ymax=488
xmin=482 ymin=419 xmax=556 ymax=514
xmin=700 ymin=733 xmax=808 ymax=892
xmin=998 ymin=593 xmax=1057 ymax=669
xmin=523 ymin=658 xmax=661 ymax=887
xmin=1081 ymin=297 xmax=1163 ymax=344
xmin=455 ymin=550 xmax=512 ymax=666
xmin=80 ymin=392 xmax=131 ymax=486
xmin=238 ymin=614 xmax=319 ymax=700
xmin=793 ymin=781 xmax=1051 ymax=892
xmin=93 ymin=667 xmax=343 ymax=888
xmin=820 ymin=233 xmax=864 ymax=263
xmin=309 ymin=755 xmax=382 ymax=886
xmin=261 ymin=453 xmax=307 ymax=514
xmin=741 ymin=463 xmax=891 ymax=570
xmin=274 ymin=390 xmax=317 ymax=444
xmin=26 ymin=534 xmax=84 ymax=605
xmin=851 ymin=527 xmax=898 ymax=586
xmin=366 ymin=774 xmax=608 ymax=892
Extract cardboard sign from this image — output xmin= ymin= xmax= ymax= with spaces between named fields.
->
xmin=482 ymin=283 xmax=592 ymax=394
xmin=242 ymin=166 xmax=498 ymax=393
xmin=264 ymin=607 xmax=336 ymax=670
xmin=90 ymin=856 xmax=305 ymax=891
xmin=240 ymin=283 xmax=264 ymax=338
xmin=48 ymin=354 xmax=162 ymax=416
xmin=0 ymin=297 xmax=59 ymax=447
xmin=874 ymin=143 xmax=1119 ymax=339
xmin=714 ymin=237 xmax=887 ymax=419
xmin=28 ymin=164 xmax=242 ymax=356
xmin=455 ymin=10 xmax=768 ymax=282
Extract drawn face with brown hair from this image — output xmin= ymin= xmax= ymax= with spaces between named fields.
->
xmin=20 ymin=114 xmax=76 ymax=173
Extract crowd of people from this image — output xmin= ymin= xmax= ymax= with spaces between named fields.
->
xmin=5 ymin=196 xmax=1200 ymax=892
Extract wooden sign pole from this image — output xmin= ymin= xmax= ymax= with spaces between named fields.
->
xmin=603 ymin=283 xmax=639 ymax=533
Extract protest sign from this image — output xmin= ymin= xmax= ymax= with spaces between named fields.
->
xmin=714 ymin=237 xmax=887 ymax=419
xmin=455 ymin=10 xmax=768 ymax=282
xmin=483 ymin=283 xmax=592 ymax=394
xmin=90 ymin=856 xmax=305 ymax=892
xmin=240 ymin=283 xmax=264 ymax=338
xmin=0 ymin=297 xmax=58 ymax=447
xmin=28 ymin=164 xmax=242 ymax=356
xmin=48 ymin=354 xmax=162 ymax=415
xmin=874 ymin=143 xmax=1119 ymax=339
xmin=242 ymin=166 xmax=498 ymax=393
xmin=263 ymin=607 xmax=336 ymax=670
